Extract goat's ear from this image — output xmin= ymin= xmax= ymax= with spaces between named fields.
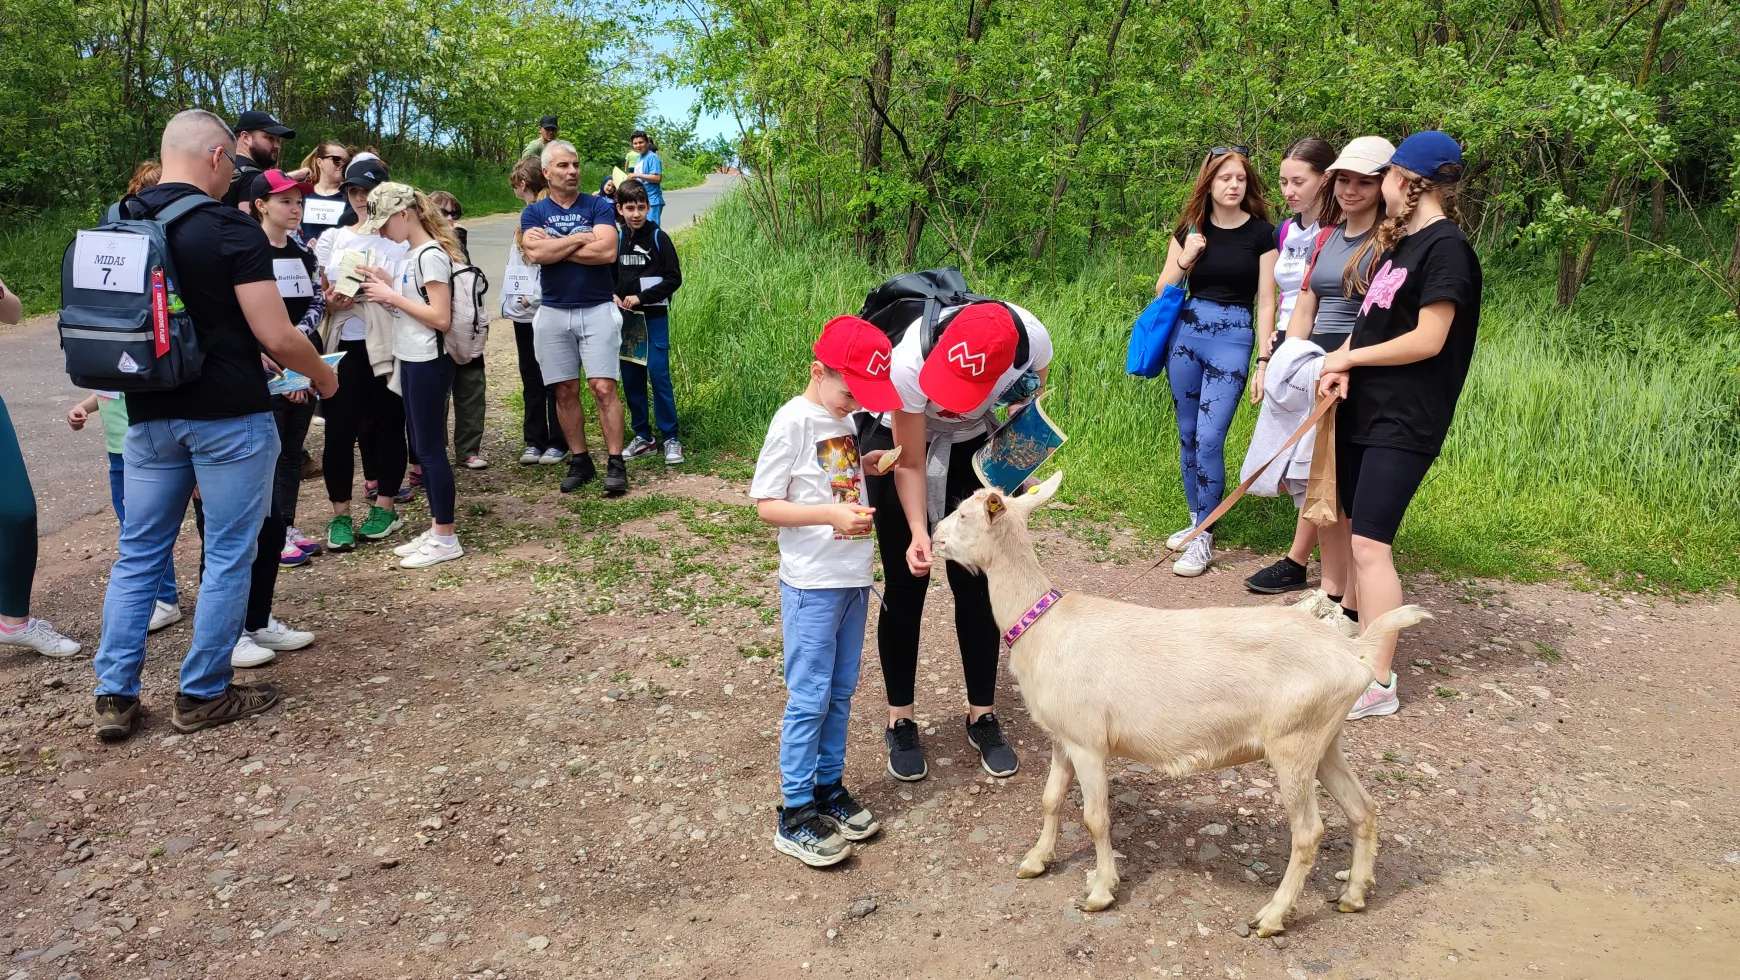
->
xmin=1014 ymin=470 xmax=1064 ymax=516
xmin=984 ymin=492 xmax=1007 ymax=521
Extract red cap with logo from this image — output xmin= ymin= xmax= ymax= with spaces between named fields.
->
xmin=813 ymin=315 xmax=902 ymax=413
xmin=918 ymin=303 xmax=1019 ymax=415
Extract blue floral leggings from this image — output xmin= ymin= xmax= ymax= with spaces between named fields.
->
xmin=1166 ymin=297 xmax=1255 ymax=531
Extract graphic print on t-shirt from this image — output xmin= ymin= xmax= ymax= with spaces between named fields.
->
xmin=1361 ymin=261 xmax=1409 ymax=314
xmin=816 ymin=434 xmax=868 ymax=540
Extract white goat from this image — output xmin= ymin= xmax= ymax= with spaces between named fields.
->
xmin=931 ymin=472 xmax=1430 ymax=936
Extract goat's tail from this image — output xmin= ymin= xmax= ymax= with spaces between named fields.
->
xmin=1349 ymin=605 xmax=1434 ymax=672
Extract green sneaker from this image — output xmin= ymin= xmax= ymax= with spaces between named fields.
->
xmin=326 ymin=515 xmax=357 ymax=552
xmin=357 ymin=505 xmax=403 ymax=541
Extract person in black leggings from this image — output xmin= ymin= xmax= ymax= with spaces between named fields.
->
xmin=864 ymin=302 xmax=1054 ymax=782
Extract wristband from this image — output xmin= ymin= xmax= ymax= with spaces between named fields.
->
xmin=1255 ymin=356 xmax=1270 ymax=364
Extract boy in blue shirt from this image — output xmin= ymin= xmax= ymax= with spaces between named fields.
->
xmin=630 ymin=131 xmax=665 ymax=226
xmin=749 ymin=315 xmax=902 ymax=866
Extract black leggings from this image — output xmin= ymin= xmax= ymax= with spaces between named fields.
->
xmin=322 ymin=340 xmax=406 ymax=503
xmin=1336 ymin=440 xmax=1435 ymax=546
xmin=271 ymin=395 xmax=315 ymax=526
xmin=193 ymin=498 xmax=282 ymax=633
xmin=864 ymin=426 xmax=1000 ymax=709
xmin=513 ymin=321 xmax=561 ymax=451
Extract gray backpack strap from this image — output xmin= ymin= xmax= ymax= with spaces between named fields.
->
xmin=104 ymin=202 xmax=124 ymax=223
xmin=153 ymin=194 xmax=217 ymax=225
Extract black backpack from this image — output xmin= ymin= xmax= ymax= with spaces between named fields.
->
xmin=57 ymin=193 xmax=216 ymax=391
xmin=857 ymin=267 xmax=1030 ymax=368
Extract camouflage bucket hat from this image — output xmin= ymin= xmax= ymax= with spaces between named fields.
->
xmin=358 ymin=181 xmax=417 ymax=234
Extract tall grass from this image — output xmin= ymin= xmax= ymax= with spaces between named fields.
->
xmin=670 ymin=196 xmax=1740 ymax=590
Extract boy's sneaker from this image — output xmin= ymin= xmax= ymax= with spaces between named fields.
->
xmin=148 ymin=600 xmax=183 ymax=633
xmin=539 ymin=447 xmax=568 ymax=465
xmin=464 ymin=455 xmax=489 ymax=470
xmin=1245 ymin=556 xmax=1307 ymax=594
xmin=288 ymin=527 xmax=323 ymax=555
xmin=231 ymin=635 xmax=276 ymax=669
xmin=325 ymin=515 xmax=357 ymax=552
xmin=94 ymin=695 xmax=140 ymax=743
xmin=884 ymin=719 xmax=928 ymax=781
xmin=624 ymin=434 xmax=657 ymax=460
xmin=815 ymin=782 xmax=880 ymax=841
xmin=663 ymin=438 xmax=685 ymax=465
xmin=1347 ymin=673 xmax=1400 ymax=720
xmin=519 ymin=445 xmax=543 ymax=466
xmin=247 ymin=616 xmax=314 ymax=652
xmin=171 ymin=682 xmax=280 ymax=734
xmin=393 ymin=529 xmax=433 ymax=557
xmin=773 ymin=802 xmax=852 ymax=868
xmin=560 ymin=454 xmax=596 ymax=493
xmin=0 ymin=618 xmax=81 ymax=658
xmin=966 ymin=713 xmax=1019 ymax=777
xmin=604 ymin=455 xmax=629 ymax=497
xmin=1172 ymin=533 xmax=1214 ymax=577
xmin=400 ymin=537 xmax=464 ymax=569
xmin=357 ymin=506 xmax=403 ymax=541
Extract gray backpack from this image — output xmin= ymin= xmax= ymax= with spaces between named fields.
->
xmin=58 ymin=193 xmax=215 ymax=391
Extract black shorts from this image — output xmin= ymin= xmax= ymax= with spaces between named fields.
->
xmin=1336 ymin=441 xmax=1435 ymax=545
xmin=1308 ymin=329 xmax=1350 ymax=351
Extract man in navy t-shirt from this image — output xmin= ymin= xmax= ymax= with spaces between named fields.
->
xmin=520 ymin=140 xmax=630 ymax=496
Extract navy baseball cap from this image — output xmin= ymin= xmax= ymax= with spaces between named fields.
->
xmin=539 ymin=115 xmax=559 ymax=129
xmin=235 ymin=110 xmax=294 ymax=138
xmin=340 ymin=157 xmax=389 ymax=192
xmin=1391 ymin=131 xmax=1462 ymax=180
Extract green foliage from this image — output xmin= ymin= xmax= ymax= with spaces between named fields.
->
xmin=674 ymin=195 xmax=1740 ymax=590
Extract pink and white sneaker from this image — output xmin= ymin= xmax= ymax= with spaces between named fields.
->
xmin=1347 ymin=673 xmax=1399 ymax=720
xmin=288 ymin=526 xmax=323 ymax=555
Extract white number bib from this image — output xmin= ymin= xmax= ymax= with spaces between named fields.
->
xmin=274 ymin=258 xmax=313 ymax=298
xmin=304 ymin=199 xmax=346 ymax=225
xmin=72 ymin=231 xmax=149 ymax=294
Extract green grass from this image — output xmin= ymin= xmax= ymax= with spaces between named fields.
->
xmin=670 ymin=196 xmax=1740 ymax=591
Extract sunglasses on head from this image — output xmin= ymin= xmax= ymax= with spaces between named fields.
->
xmin=1209 ymin=145 xmax=1251 ymax=158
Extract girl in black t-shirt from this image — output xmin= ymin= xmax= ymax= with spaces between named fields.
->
xmin=1317 ymin=131 xmax=1482 ymax=721
xmin=1154 ymin=147 xmax=1277 ymax=577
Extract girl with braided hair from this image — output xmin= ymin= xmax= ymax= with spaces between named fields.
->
xmin=1317 ymin=132 xmax=1482 ymax=720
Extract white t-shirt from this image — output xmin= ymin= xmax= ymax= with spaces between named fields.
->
xmin=316 ymin=226 xmax=406 ymax=342
xmin=393 ymin=241 xmax=452 ymax=363
xmin=1273 ymin=218 xmax=1320 ymax=335
xmin=749 ymin=396 xmax=874 ymax=590
xmin=886 ymin=303 xmax=1054 ymax=425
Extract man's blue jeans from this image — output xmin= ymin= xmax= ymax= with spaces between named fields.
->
xmin=107 ymin=452 xmax=180 ymax=606
xmin=622 ymin=314 xmax=679 ymax=442
xmin=94 ymin=414 xmax=278 ymax=700
xmin=778 ymin=583 xmax=869 ymax=807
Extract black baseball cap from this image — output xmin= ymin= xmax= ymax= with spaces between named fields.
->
xmin=340 ymin=157 xmax=389 ymax=192
xmin=539 ymin=115 xmax=559 ymax=129
xmin=235 ymin=110 xmax=295 ymax=138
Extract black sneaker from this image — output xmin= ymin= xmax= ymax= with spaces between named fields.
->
xmin=966 ymin=712 xmax=1019 ymax=777
xmin=815 ymin=782 xmax=880 ymax=841
xmin=560 ymin=454 xmax=596 ymax=493
xmin=604 ymin=454 xmax=629 ymax=497
xmin=884 ymin=719 xmax=928 ymax=781
xmin=94 ymin=695 xmax=140 ymax=743
xmin=774 ymin=802 xmax=852 ymax=867
xmin=1245 ymin=556 xmax=1309 ymax=594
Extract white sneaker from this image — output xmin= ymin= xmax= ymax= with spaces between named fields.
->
xmin=400 ymin=537 xmax=464 ymax=569
xmin=464 ymin=455 xmax=489 ymax=470
xmin=539 ymin=447 xmax=567 ymax=465
xmin=231 ymin=634 xmax=277 ymax=668
xmin=663 ymin=438 xmax=685 ymax=465
xmin=310 ymin=415 xmax=325 ymax=427
xmin=1166 ymin=526 xmax=1195 ymax=550
xmin=148 ymin=601 xmax=184 ymax=633
xmin=247 ymin=615 xmax=314 ymax=652
xmin=1172 ymin=533 xmax=1214 ymax=577
xmin=624 ymin=434 xmax=657 ymax=460
xmin=1293 ymin=589 xmax=1359 ymax=637
xmin=519 ymin=446 xmax=542 ymax=466
xmin=1347 ymin=674 xmax=1400 ymax=720
xmin=0 ymin=619 xmax=81 ymax=658
xmin=393 ymin=529 xmax=433 ymax=557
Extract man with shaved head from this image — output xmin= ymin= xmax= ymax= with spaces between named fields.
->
xmin=89 ymin=108 xmax=340 ymax=743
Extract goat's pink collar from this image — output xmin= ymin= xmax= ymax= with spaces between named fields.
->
xmin=1003 ymin=589 xmax=1065 ymax=647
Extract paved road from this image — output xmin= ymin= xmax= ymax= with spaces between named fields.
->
xmin=0 ymin=172 xmax=739 ymax=535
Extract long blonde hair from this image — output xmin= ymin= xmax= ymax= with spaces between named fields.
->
xmin=298 ymin=140 xmax=350 ymax=180
xmin=406 ymin=188 xmax=467 ymax=264
xmin=1374 ymin=163 xmax=1464 ymax=258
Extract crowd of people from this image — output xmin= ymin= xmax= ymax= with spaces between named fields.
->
xmin=0 ymin=108 xmax=689 ymax=742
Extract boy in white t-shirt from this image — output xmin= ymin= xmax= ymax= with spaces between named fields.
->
xmin=750 ymin=315 xmax=904 ymax=867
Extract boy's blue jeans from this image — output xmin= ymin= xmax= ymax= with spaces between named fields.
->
xmin=622 ymin=314 xmax=679 ymax=442
xmin=107 ymin=452 xmax=180 ymax=606
xmin=94 ymin=414 xmax=277 ymax=700
xmin=778 ymin=583 xmax=869 ymax=807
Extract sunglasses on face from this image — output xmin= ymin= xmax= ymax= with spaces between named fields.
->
xmin=207 ymin=146 xmax=240 ymax=168
xmin=324 ymin=155 xmax=347 ymax=166
xmin=439 ymin=209 xmax=460 ymax=220
xmin=1209 ymin=145 xmax=1252 ymax=158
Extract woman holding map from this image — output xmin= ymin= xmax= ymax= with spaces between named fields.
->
xmin=862 ymin=302 xmax=1053 ymax=783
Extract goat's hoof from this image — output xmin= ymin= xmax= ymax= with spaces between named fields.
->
xmin=1077 ymin=892 xmax=1117 ymax=913
xmin=1255 ymin=924 xmax=1286 ymax=939
xmin=1016 ymin=853 xmax=1049 ymax=878
xmin=1335 ymin=895 xmax=1367 ymax=914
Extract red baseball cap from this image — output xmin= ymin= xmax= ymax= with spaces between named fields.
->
xmin=813 ymin=315 xmax=902 ymax=412
xmin=247 ymin=168 xmax=315 ymax=201
xmin=918 ymin=303 xmax=1019 ymax=414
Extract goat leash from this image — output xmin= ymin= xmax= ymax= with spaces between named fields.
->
xmin=1108 ymin=394 xmax=1339 ymax=600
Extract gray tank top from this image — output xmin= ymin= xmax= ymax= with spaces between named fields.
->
xmin=1307 ymin=226 xmax=1374 ymax=335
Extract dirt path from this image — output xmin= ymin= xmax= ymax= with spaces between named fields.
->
xmin=2 ymin=352 xmax=1736 ymax=979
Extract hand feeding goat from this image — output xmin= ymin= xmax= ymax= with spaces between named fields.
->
xmin=930 ymin=472 xmax=1430 ymax=936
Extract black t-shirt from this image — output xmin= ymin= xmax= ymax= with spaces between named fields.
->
xmin=1344 ymin=220 xmax=1482 ymax=455
xmin=221 ymin=161 xmax=264 ymax=209
xmin=299 ymin=190 xmax=348 ymax=242
xmin=1178 ymin=214 xmax=1276 ymax=307
xmin=269 ymin=239 xmax=318 ymax=327
xmin=127 ymin=184 xmax=277 ymax=424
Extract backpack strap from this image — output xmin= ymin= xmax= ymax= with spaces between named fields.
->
xmin=923 ymin=301 xmax=1033 ymax=372
xmin=154 ymin=194 xmax=219 ymax=224
xmin=1300 ymin=225 xmax=1339 ymax=287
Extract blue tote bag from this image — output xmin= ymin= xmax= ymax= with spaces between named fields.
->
xmin=1126 ymin=282 xmax=1186 ymax=378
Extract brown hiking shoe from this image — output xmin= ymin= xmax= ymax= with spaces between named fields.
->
xmin=94 ymin=695 xmax=140 ymax=743
xmin=171 ymin=682 xmax=281 ymax=734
